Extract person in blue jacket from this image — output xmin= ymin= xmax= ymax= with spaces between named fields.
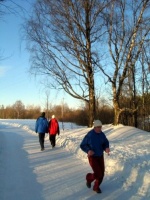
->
xmin=80 ymin=120 xmax=110 ymax=194
xmin=35 ymin=112 xmax=48 ymax=151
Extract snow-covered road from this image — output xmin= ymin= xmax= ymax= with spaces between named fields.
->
xmin=0 ymin=120 xmax=150 ymax=200
xmin=0 ymin=123 xmax=98 ymax=200
xmin=0 ymin=123 xmax=43 ymax=199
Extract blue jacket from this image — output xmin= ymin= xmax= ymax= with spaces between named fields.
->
xmin=35 ymin=116 xmax=48 ymax=134
xmin=80 ymin=129 xmax=109 ymax=157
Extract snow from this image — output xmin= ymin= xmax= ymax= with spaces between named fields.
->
xmin=0 ymin=119 xmax=150 ymax=200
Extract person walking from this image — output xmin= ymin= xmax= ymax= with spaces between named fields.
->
xmin=35 ymin=112 xmax=48 ymax=151
xmin=48 ymin=115 xmax=60 ymax=148
xmin=80 ymin=120 xmax=110 ymax=194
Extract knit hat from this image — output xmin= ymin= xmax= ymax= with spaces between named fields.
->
xmin=52 ymin=115 xmax=55 ymax=118
xmin=93 ymin=120 xmax=102 ymax=127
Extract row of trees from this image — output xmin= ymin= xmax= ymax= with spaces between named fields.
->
xmin=0 ymin=100 xmax=114 ymax=126
xmin=23 ymin=0 xmax=150 ymax=127
xmin=0 ymin=97 xmax=150 ymax=131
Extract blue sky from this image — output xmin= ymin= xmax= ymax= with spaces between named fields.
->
xmin=0 ymin=0 xmax=79 ymax=109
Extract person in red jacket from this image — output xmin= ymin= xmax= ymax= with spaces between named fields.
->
xmin=48 ymin=115 xmax=60 ymax=148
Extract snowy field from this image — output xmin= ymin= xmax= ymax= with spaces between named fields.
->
xmin=0 ymin=119 xmax=150 ymax=200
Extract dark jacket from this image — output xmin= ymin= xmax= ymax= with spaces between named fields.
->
xmin=35 ymin=116 xmax=48 ymax=134
xmin=80 ymin=129 xmax=109 ymax=157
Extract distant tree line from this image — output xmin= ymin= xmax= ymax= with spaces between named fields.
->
xmin=0 ymin=95 xmax=150 ymax=131
xmin=0 ymin=100 xmax=113 ymax=125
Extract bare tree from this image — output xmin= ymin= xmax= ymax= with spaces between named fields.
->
xmin=98 ymin=0 xmax=150 ymax=125
xmin=0 ymin=0 xmax=5 ymax=18
xmin=0 ymin=0 xmax=31 ymax=60
xmin=24 ymin=0 xmax=112 ymax=127
xmin=13 ymin=100 xmax=25 ymax=119
xmin=138 ymin=42 xmax=150 ymax=129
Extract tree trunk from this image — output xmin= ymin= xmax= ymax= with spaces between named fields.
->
xmin=88 ymin=88 xmax=95 ymax=127
xmin=113 ymin=99 xmax=120 ymax=125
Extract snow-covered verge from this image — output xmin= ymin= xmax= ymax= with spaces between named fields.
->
xmin=57 ymin=123 xmax=150 ymax=199
xmin=0 ymin=119 xmax=150 ymax=200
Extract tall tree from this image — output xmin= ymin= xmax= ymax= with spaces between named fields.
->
xmin=24 ymin=0 xmax=111 ymax=127
xmin=13 ymin=100 xmax=25 ymax=119
xmin=98 ymin=0 xmax=150 ymax=125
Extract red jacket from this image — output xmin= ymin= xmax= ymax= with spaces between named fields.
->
xmin=48 ymin=118 xmax=60 ymax=135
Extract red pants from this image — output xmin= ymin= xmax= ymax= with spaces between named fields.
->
xmin=86 ymin=155 xmax=105 ymax=190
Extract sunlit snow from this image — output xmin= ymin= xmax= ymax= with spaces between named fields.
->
xmin=0 ymin=119 xmax=149 ymax=200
